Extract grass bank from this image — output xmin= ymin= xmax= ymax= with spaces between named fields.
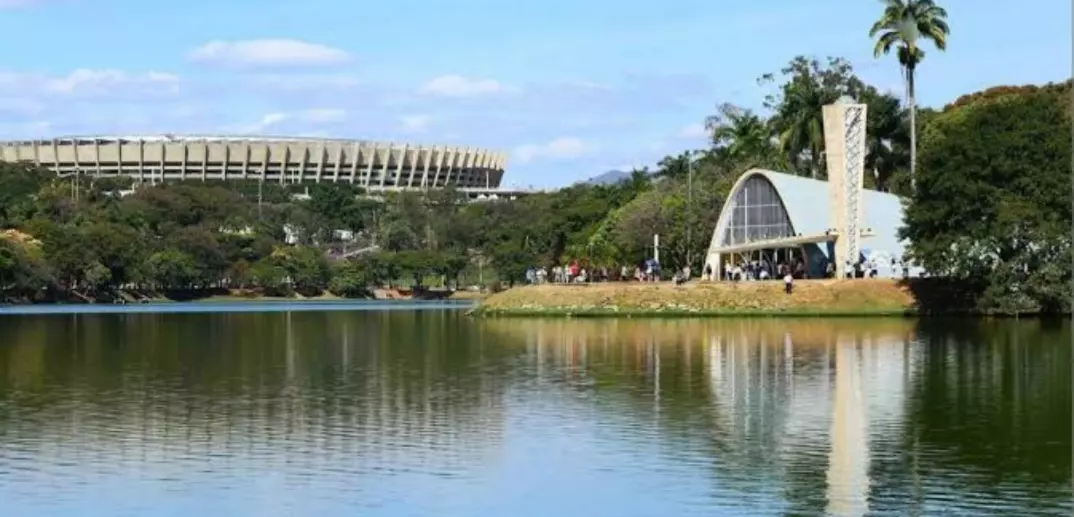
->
xmin=471 ymin=279 xmax=920 ymax=317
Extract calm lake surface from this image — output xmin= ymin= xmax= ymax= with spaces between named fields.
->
xmin=0 ymin=311 xmax=1069 ymax=517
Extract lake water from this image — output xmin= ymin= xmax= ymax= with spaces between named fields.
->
xmin=0 ymin=311 xmax=1069 ymax=516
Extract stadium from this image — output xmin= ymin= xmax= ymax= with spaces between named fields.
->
xmin=0 ymin=135 xmax=518 ymax=198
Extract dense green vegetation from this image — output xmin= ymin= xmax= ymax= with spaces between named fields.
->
xmin=901 ymin=81 xmax=1072 ymax=314
xmin=0 ymin=45 xmax=1069 ymax=313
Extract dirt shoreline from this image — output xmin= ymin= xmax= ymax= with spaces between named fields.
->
xmin=471 ymin=279 xmax=923 ymax=317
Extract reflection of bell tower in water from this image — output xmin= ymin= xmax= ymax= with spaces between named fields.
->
xmin=825 ymin=337 xmax=870 ymax=517
xmin=703 ymin=326 xmax=918 ymax=516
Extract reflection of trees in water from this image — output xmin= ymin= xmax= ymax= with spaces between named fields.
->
xmin=484 ymin=318 xmax=918 ymax=513
xmin=896 ymin=319 xmax=1072 ymax=514
xmin=0 ymin=311 xmax=510 ymax=476
xmin=484 ymin=318 xmax=1071 ymax=516
xmin=0 ymin=315 xmax=1067 ymax=513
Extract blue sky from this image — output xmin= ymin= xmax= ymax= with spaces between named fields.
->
xmin=0 ymin=0 xmax=1068 ymax=187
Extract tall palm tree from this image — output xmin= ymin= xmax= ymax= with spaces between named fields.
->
xmin=870 ymin=0 xmax=950 ymax=191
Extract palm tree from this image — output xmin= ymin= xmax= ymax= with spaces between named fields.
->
xmin=870 ymin=0 xmax=950 ymax=191
xmin=705 ymin=103 xmax=779 ymax=169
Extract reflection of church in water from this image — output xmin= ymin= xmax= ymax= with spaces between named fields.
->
xmin=705 ymin=330 xmax=920 ymax=517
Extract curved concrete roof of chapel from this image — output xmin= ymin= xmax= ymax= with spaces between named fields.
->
xmin=723 ymin=168 xmax=910 ymax=259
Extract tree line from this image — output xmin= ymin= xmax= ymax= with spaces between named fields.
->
xmin=0 ymin=48 xmax=1070 ymax=312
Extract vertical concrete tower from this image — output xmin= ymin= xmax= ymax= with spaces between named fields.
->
xmin=823 ymin=97 xmax=868 ymax=279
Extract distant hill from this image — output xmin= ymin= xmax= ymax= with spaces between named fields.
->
xmin=581 ymin=170 xmax=632 ymax=186
xmin=580 ymin=169 xmax=665 ymax=186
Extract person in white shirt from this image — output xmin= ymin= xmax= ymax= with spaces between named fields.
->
xmin=784 ymin=272 xmax=794 ymax=294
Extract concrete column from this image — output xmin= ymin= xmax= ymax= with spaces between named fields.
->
xmin=296 ymin=145 xmax=309 ymax=183
xmin=349 ymin=142 xmax=360 ymax=184
xmin=314 ymin=141 xmax=326 ymax=182
xmin=91 ymin=139 xmax=100 ymax=177
xmin=158 ymin=141 xmax=165 ymax=183
xmin=137 ymin=139 xmax=145 ymax=183
xmin=407 ymin=145 xmax=421 ymax=188
xmin=113 ymin=140 xmax=122 ymax=179
xmin=462 ymin=146 xmax=475 ymax=186
xmin=51 ymin=139 xmax=60 ymax=174
xmin=363 ymin=143 xmax=376 ymax=187
xmin=262 ymin=144 xmax=271 ymax=183
xmin=333 ymin=143 xmax=344 ymax=182
xmin=71 ymin=139 xmax=81 ymax=177
xmin=419 ymin=145 xmax=433 ymax=189
xmin=241 ymin=142 xmax=251 ymax=178
xmin=823 ymin=98 xmax=867 ymax=279
xmin=431 ymin=146 xmax=448 ymax=185
xmin=180 ymin=141 xmax=189 ymax=181
xmin=443 ymin=147 xmax=461 ymax=186
xmin=400 ymin=143 xmax=412 ymax=187
xmin=281 ymin=146 xmax=291 ymax=184
xmin=222 ymin=143 xmax=231 ymax=180
xmin=200 ymin=140 xmax=209 ymax=180
xmin=379 ymin=143 xmax=394 ymax=188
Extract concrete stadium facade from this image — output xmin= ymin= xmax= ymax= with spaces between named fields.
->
xmin=0 ymin=135 xmax=508 ymax=190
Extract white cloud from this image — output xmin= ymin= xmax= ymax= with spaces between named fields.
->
xmin=188 ymin=39 xmax=351 ymax=67
xmin=43 ymin=69 xmax=179 ymax=95
xmin=228 ymin=108 xmax=347 ymax=134
xmin=420 ymin=74 xmax=508 ymax=97
xmin=260 ymin=113 xmax=288 ymax=127
xmin=399 ymin=114 xmax=432 ymax=133
xmin=513 ymin=137 xmax=592 ymax=163
xmin=677 ymin=122 xmax=708 ymax=139
xmin=0 ymin=69 xmax=179 ymax=98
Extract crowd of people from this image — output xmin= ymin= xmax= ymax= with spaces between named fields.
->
xmin=523 ymin=253 xmax=911 ymax=291
xmin=524 ymin=258 xmax=668 ymax=285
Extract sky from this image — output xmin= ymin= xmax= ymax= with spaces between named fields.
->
xmin=0 ymin=0 xmax=1068 ymax=188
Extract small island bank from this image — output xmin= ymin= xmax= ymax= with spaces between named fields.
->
xmin=471 ymin=279 xmax=979 ymax=317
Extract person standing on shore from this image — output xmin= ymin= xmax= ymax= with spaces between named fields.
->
xmin=784 ymin=271 xmax=794 ymax=295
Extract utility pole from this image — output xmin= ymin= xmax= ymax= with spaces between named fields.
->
xmin=686 ymin=151 xmax=694 ymax=268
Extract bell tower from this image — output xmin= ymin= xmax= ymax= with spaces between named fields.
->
xmin=822 ymin=96 xmax=867 ymax=279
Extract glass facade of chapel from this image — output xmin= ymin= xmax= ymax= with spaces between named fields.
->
xmin=720 ymin=174 xmax=796 ymax=247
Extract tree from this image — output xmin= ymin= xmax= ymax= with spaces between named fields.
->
xmin=266 ymin=246 xmax=330 ymax=295
xmin=0 ymin=230 xmax=50 ymax=298
xmin=859 ymin=86 xmax=910 ymax=192
xmin=146 ymin=250 xmax=199 ymax=290
xmin=870 ymin=0 xmax=950 ymax=190
xmin=0 ymin=163 xmax=51 ymax=227
xmin=705 ymin=104 xmax=778 ymax=168
xmin=760 ymin=56 xmax=866 ymax=178
xmin=249 ymin=259 xmax=289 ymax=296
xmin=900 ymin=81 xmax=1071 ymax=313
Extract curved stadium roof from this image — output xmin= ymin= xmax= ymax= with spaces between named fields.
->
xmin=0 ymin=134 xmax=508 ymax=190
